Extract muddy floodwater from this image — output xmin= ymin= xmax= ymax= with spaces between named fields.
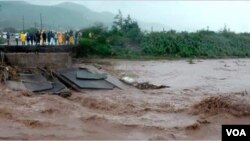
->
xmin=0 ymin=59 xmax=250 ymax=140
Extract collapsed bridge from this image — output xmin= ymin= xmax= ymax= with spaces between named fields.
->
xmin=0 ymin=45 xmax=120 ymax=97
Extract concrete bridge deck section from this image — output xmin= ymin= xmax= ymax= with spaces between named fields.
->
xmin=0 ymin=45 xmax=78 ymax=68
xmin=5 ymin=52 xmax=72 ymax=68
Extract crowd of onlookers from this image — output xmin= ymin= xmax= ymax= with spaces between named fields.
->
xmin=3 ymin=30 xmax=82 ymax=46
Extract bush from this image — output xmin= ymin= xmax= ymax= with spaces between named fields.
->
xmin=77 ymin=38 xmax=112 ymax=57
xmin=0 ymin=37 xmax=5 ymax=44
xmin=77 ymin=38 xmax=95 ymax=57
xmin=107 ymin=35 xmax=127 ymax=46
xmin=80 ymin=22 xmax=108 ymax=39
xmin=140 ymin=30 xmax=250 ymax=58
xmin=77 ymin=12 xmax=250 ymax=59
xmin=94 ymin=43 xmax=112 ymax=56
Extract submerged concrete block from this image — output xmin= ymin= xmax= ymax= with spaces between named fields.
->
xmin=5 ymin=53 xmax=72 ymax=68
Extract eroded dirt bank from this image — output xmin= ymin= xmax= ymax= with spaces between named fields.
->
xmin=0 ymin=59 xmax=250 ymax=140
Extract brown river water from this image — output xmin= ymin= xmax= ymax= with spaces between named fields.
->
xmin=0 ymin=59 xmax=250 ymax=140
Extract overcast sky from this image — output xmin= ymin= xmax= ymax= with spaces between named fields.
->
xmin=21 ymin=0 xmax=250 ymax=32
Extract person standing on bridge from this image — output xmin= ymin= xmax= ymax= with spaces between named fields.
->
xmin=39 ymin=31 xmax=42 ymax=45
xmin=49 ymin=31 xmax=55 ymax=45
xmin=6 ymin=32 xmax=10 ymax=46
xmin=20 ymin=32 xmax=26 ymax=46
xmin=59 ymin=32 xmax=63 ymax=45
xmin=74 ymin=31 xmax=78 ymax=45
xmin=48 ymin=31 xmax=52 ymax=45
xmin=26 ymin=32 xmax=31 ymax=46
xmin=15 ymin=33 xmax=19 ymax=46
xmin=54 ymin=31 xmax=58 ymax=45
xmin=30 ymin=32 xmax=34 ymax=46
xmin=69 ymin=30 xmax=74 ymax=45
xmin=42 ymin=31 xmax=46 ymax=45
xmin=63 ymin=32 xmax=67 ymax=45
xmin=35 ymin=30 xmax=40 ymax=46
xmin=77 ymin=32 xmax=82 ymax=45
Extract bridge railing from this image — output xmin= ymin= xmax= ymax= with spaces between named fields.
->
xmin=0 ymin=45 xmax=78 ymax=53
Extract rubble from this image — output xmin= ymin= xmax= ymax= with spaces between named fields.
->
xmin=134 ymin=82 xmax=170 ymax=90
xmin=120 ymin=76 xmax=170 ymax=90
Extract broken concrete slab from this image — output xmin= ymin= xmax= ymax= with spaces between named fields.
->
xmin=58 ymin=68 xmax=115 ymax=89
xmin=20 ymin=73 xmax=53 ymax=92
xmin=76 ymin=68 xmax=107 ymax=80
xmin=20 ymin=73 xmax=48 ymax=82
xmin=23 ymin=82 xmax=53 ymax=92
xmin=79 ymin=65 xmax=129 ymax=90
xmin=40 ymin=80 xmax=72 ymax=97
xmin=5 ymin=80 xmax=27 ymax=91
xmin=42 ymin=80 xmax=66 ymax=93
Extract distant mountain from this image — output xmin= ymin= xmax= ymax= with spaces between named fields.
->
xmin=0 ymin=1 xmax=168 ymax=31
xmin=55 ymin=2 xmax=114 ymax=27
xmin=0 ymin=1 xmax=114 ymax=30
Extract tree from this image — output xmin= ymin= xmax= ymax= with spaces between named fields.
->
xmin=123 ymin=15 xmax=130 ymax=31
xmin=80 ymin=22 xmax=108 ymax=40
xmin=112 ymin=10 xmax=123 ymax=33
xmin=111 ymin=11 xmax=141 ymax=42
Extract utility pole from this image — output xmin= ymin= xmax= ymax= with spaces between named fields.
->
xmin=34 ymin=22 xmax=37 ymax=29
xmin=22 ymin=16 xmax=24 ymax=32
xmin=40 ymin=13 xmax=43 ymax=31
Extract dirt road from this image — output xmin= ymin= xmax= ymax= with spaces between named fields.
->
xmin=0 ymin=59 xmax=249 ymax=140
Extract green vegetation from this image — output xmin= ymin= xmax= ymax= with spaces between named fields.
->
xmin=76 ymin=23 xmax=112 ymax=57
xmin=0 ymin=38 xmax=3 ymax=44
xmin=0 ymin=37 xmax=4 ymax=44
xmin=141 ymin=28 xmax=250 ymax=58
xmin=78 ymin=11 xmax=250 ymax=59
xmin=78 ymin=11 xmax=142 ymax=58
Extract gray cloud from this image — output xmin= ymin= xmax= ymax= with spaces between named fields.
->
xmin=21 ymin=0 xmax=250 ymax=32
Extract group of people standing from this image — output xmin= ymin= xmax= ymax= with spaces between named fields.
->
xmin=15 ymin=30 xmax=82 ymax=46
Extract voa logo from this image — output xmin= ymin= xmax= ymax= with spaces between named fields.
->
xmin=226 ymin=129 xmax=246 ymax=136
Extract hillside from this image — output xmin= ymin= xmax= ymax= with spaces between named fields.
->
xmin=0 ymin=1 xmax=114 ymax=31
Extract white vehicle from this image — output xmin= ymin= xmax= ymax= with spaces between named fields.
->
xmin=2 ymin=32 xmax=7 ymax=39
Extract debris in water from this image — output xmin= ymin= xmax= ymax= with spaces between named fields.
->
xmin=185 ymin=122 xmax=200 ymax=130
xmin=120 ymin=76 xmax=170 ymax=89
xmin=135 ymin=82 xmax=170 ymax=90
xmin=120 ymin=76 xmax=137 ymax=85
